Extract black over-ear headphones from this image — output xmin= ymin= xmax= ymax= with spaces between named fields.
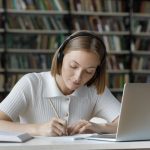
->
xmin=57 ymin=31 xmax=106 ymax=68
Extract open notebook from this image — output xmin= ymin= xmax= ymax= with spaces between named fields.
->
xmin=85 ymin=83 xmax=150 ymax=142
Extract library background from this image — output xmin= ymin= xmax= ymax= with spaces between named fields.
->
xmin=0 ymin=0 xmax=149 ymax=102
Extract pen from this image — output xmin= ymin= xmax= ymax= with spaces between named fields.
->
xmin=49 ymin=98 xmax=59 ymax=118
xmin=49 ymin=98 xmax=68 ymax=135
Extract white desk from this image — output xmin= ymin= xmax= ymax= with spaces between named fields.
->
xmin=0 ymin=137 xmax=150 ymax=150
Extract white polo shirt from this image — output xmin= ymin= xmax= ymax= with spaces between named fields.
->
xmin=0 ymin=72 xmax=120 ymax=125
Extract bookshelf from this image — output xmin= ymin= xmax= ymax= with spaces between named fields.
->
xmin=0 ymin=0 xmax=149 ymax=101
xmin=131 ymin=0 xmax=150 ymax=84
xmin=0 ymin=0 xmax=71 ymax=101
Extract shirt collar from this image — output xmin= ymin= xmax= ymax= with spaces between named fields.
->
xmin=42 ymin=72 xmax=64 ymax=98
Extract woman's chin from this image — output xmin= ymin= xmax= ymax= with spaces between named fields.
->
xmin=68 ymin=85 xmax=80 ymax=91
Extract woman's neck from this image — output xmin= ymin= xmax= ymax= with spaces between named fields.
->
xmin=55 ymin=75 xmax=74 ymax=95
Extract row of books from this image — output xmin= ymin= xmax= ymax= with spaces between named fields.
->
xmin=132 ymin=57 xmax=150 ymax=70
xmin=5 ymin=0 xmax=150 ymax=13
xmin=132 ymin=38 xmax=150 ymax=51
xmin=4 ymin=74 xmax=23 ymax=91
xmin=132 ymin=20 xmax=150 ymax=51
xmin=133 ymin=0 xmax=150 ymax=13
xmin=132 ymin=20 xmax=150 ymax=33
xmin=6 ymin=34 xmax=128 ymax=52
xmin=107 ymin=74 xmax=129 ymax=89
xmin=7 ymin=15 xmax=68 ymax=30
xmin=72 ymin=0 xmax=149 ymax=15
xmin=72 ymin=16 xmax=127 ymax=31
xmin=70 ymin=0 xmax=128 ymax=12
xmin=6 ymin=14 xmax=129 ymax=32
xmin=2 ymin=35 xmax=150 ymax=52
xmin=7 ymin=34 xmax=66 ymax=50
xmin=6 ymin=54 xmax=51 ymax=69
xmin=107 ymin=55 xmax=130 ymax=70
xmin=6 ymin=0 xmax=127 ymax=12
xmin=0 ymin=74 xmax=24 ymax=91
xmin=6 ymin=0 xmax=68 ymax=11
xmin=5 ymin=0 xmax=150 ymax=14
xmin=71 ymin=16 xmax=130 ymax=51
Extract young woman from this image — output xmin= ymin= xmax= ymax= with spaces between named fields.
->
xmin=0 ymin=31 xmax=120 ymax=136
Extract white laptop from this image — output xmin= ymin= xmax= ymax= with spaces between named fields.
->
xmin=87 ymin=83 xmax=150 ymax=142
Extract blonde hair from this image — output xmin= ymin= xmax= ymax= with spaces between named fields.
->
xmin=51 ymin=31 xmax=107 ymax=94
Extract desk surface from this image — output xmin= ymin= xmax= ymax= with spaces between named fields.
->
xmin=0 ymin=137 xmax=150 ymax=150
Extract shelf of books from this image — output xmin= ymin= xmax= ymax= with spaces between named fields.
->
xmin=0 ymin=0 xmax=149 ymax=102
xmin=0 ymin=0 xmax=71 ymax=101
xmin=131 ymin=0 xmax=150 ymax=84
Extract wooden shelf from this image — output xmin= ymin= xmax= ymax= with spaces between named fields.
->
xmin=133 ymin=32 xmax=150 ymax=37
xmin=132 ymin=13 xmax=150 ymax=19
xmin=7 ymin=49 xmax=54 ymax=54
xmin=71 ymin=30 xmax=130 ymax=36
xmin=0 ymin=29 xmax=4 ymax=33
xmin=6 ymin=9 xmax=69 ymax=15
xmin=0 ymin=9 xmax=4 ymax=13
xmin=132 ymin=70 xmax=150 ymax=74
xmin=6 ymin=29 xmax=69 ymax=34
xmin=107 ymin=70 xmax=130 ymax=74
xmin=70 ymin=11 xmax=129 ymax=17
xmin=6 ymin=68 xmax=49 ymax=73
xmin=0 ymin=48 xmax=4 ymax=52
xmin=108 ymin=51 xmax=130 ymax=55
xmin=132 ymin=51 xmax=150 ymax=56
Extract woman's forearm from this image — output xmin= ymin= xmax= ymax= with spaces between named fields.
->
xmin=0 ymin=120 xmax=39 ymax=136
xmin=97 ymin=122 xmax=117 ymax=134
xmin=95 ymin=117 xmax=119 ymax=134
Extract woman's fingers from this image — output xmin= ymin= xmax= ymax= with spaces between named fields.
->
xmin=69 ymin=120 xmax=89 ymax=135
xmin=50 ymin=118 xmax=67 ymax=136
xmin=53 ymin=122 xmax=66 ymax=135
xmin=78 ymin=122 xmax=93 ymax=133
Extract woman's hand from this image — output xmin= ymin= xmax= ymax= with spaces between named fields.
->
xmin=67 ymin=120 xmax=98 ymax=135
xmin=67 ymin=119 xmax=118 ymax=135
xmin=37 ymin=117 xmax=67 ymax=136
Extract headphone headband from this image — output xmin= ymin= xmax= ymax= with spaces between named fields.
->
xmin=57 ymin=31 xmax=106 ymax=66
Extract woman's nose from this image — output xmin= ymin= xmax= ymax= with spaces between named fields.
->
xmin=74 ymin=70 xmax=82 ymax=83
